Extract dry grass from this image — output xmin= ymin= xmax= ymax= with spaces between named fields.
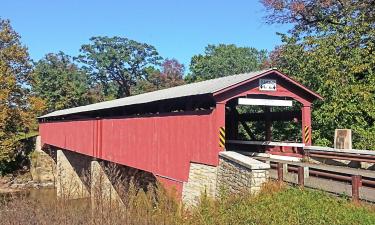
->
xmin=1 ymin=182 xmax=182 ymax=225
xmin=1 ymin=167 xmax=375 ymax=225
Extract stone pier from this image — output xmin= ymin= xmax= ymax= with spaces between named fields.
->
xmin=56 ymin=150 xmax=90 ymax=199
xmin=91 ymin=161 xmax=124 ymax=208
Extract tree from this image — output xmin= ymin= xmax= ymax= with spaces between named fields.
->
xmin=0 ymin=18 xmax=44 ymax=170
xmin=78 ymin=36 xmax=162 ymax=99
xmin=159 ymin=58 xmax=185 ymax=88
xmin=33 ymin=52 xmax=91 ymax=112
xmin=261 ymin=0 xmax=375 ymax=34
xmin=132 ymin=59 xmax=185 ymax=94
xmin=186 ymin=44 xmax=267 ymax=82
xmin=262 ymin=0 xmax=375 ymax=149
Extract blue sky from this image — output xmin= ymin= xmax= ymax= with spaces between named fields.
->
xmin=1 ymin=0 xmax=290 ymax=69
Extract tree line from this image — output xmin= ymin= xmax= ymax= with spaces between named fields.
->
xmin=1 ymin=0 xmax=374 ymax=172
xmin=0 ymin=18 xmax=266 ymax=171
xmin=33 ymin=39 xmax=267 ymax=112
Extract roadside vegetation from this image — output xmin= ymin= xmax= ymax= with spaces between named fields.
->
xmin=188 ymin=182 xmax=375 ymax=225
xmin=1 ymin=181 xmax=375 ymax=225
xmin=1 ymin=0 xmax=375 ymax=174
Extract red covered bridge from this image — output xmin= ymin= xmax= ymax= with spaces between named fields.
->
xmin=39 ymin=68 xmax=322 ymax=194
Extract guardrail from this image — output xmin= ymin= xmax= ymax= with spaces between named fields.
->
xmin=234 ymin=144 xmax=375 ymax=202
xmin=251 ymin=157 xmax=375 ymax=203
xmin=304 ymin=146 xmax=375 ymax=163
xmin=274 ymin=163 xmax=370 ymax=203
xmin=227 ymin=140 xmax=305 ymax=148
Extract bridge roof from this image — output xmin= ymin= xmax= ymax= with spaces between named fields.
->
xmin=39 ymin=68 xmax=322 ymax=119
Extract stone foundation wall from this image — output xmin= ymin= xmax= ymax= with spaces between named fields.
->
xmin=217 ymin=152 xmax=269 ymax=195
xmin=182 ymin=162 xmax=217 ymax=206
xmin=182 ymin=151 xmax=270 ymax=206
xmin=30 ymin=136 xmax=56 ymax=186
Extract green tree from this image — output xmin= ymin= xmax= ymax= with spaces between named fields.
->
xmin=187 ymin=44 xmax=267 ymax=82
xmin=33 ymin=52 xmax=91 ymax=112
xmin=0 ymin=18 xmax=44 ymax=171
xmin=78 ymin=36 xmax=162 ymax=99
xmin=262 ymin=0 xmax=375 ymax=149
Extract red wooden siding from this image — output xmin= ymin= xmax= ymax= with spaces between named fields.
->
xmin=156 ymin=176 xmax=183 ymax=198
xmin=40 ymin=109 xmax=222 ymax=182
xmin=40 ymin=120 xmax=95 ymax=156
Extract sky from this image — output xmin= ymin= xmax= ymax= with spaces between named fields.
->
xmin=0 ymin=0 xmax=291 ymax=69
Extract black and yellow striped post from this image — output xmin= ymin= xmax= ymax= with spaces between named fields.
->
xmin=219 ymin=127 xmax=225 ymax=148
xmin=304 ymin=125 xmax=310 ymax=144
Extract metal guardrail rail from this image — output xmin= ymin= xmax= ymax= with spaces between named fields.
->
xmin=233 ymin=144 xmax=375 ymax=202
xmin=252 ymin=156 xmax=375 ymax=203
xmin=304 ymin=146 xmax=375 ymax=163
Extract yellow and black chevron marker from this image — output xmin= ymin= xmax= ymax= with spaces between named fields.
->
xmin=219 ymin=127 xmax=225 ymax=148
xmin=304 ymin=125 xmax=310 ymax=143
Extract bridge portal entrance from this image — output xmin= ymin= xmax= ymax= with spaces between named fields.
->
xmin=217 ymin=73 xmax=322 ymax=158
xmin=225 ymin=97 xmax=306 ymax=157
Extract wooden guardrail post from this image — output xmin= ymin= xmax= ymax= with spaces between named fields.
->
xmin=277 ymin=162 xmax=284 ymax=182
xmin=298 ymin=166 xmax=304 ymax=187
xmin=351 ymin=175 xmax=362 ymax=203
xmin=283 ymin=163 xmax=288 ymax=176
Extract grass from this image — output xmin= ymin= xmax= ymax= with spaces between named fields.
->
xmin=15 ymin=131 xmax=39 ymax=141
xmin=188 ymin=182 xmax=375 ymax=225
xmin=1 ymin=179 xmax=375 ymax=225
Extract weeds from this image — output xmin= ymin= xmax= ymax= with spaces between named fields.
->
xmin=1 ymin=170 xmax=375 ymax=225
xmin=187 ymin=181 xmax=375 ymax=225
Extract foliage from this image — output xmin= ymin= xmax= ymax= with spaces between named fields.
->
xmin=33 ymin=52 xmax=91 ymax=113
xmin=15 ymin=131 xmax=38 ymax=141
xmin=261 ymin=0 xmax=375 ymax=35
xmin=78 ymin=36 xmax=162 ymax=99
xmin=132 ymin=58 xmax=185 ymax=94
xmin=186 ymin=44 xmax=268 ymax=82
xmin=1 ymin=181 xmax=375 ymax=225
xmin=0 ymin=18 xmax=44 ymax=171
xmin=158 ymin=58 xmax=185 ymax=88
xmin=262 ymin=0 xmax=375 ymax=149
xmin=187 ymin=182 xmax=375 ymax=225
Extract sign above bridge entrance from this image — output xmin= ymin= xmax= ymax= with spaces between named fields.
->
xmin=259 ymin=79 xmax=277 ymax=91
xmin=238 ymin=98 xmax=293 ymax=107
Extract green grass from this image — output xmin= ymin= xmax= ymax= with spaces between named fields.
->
xmin=186 ymin=183 xmax=375 ymax=225
xmin=15 ymin=131 xmax=39 ymax=141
